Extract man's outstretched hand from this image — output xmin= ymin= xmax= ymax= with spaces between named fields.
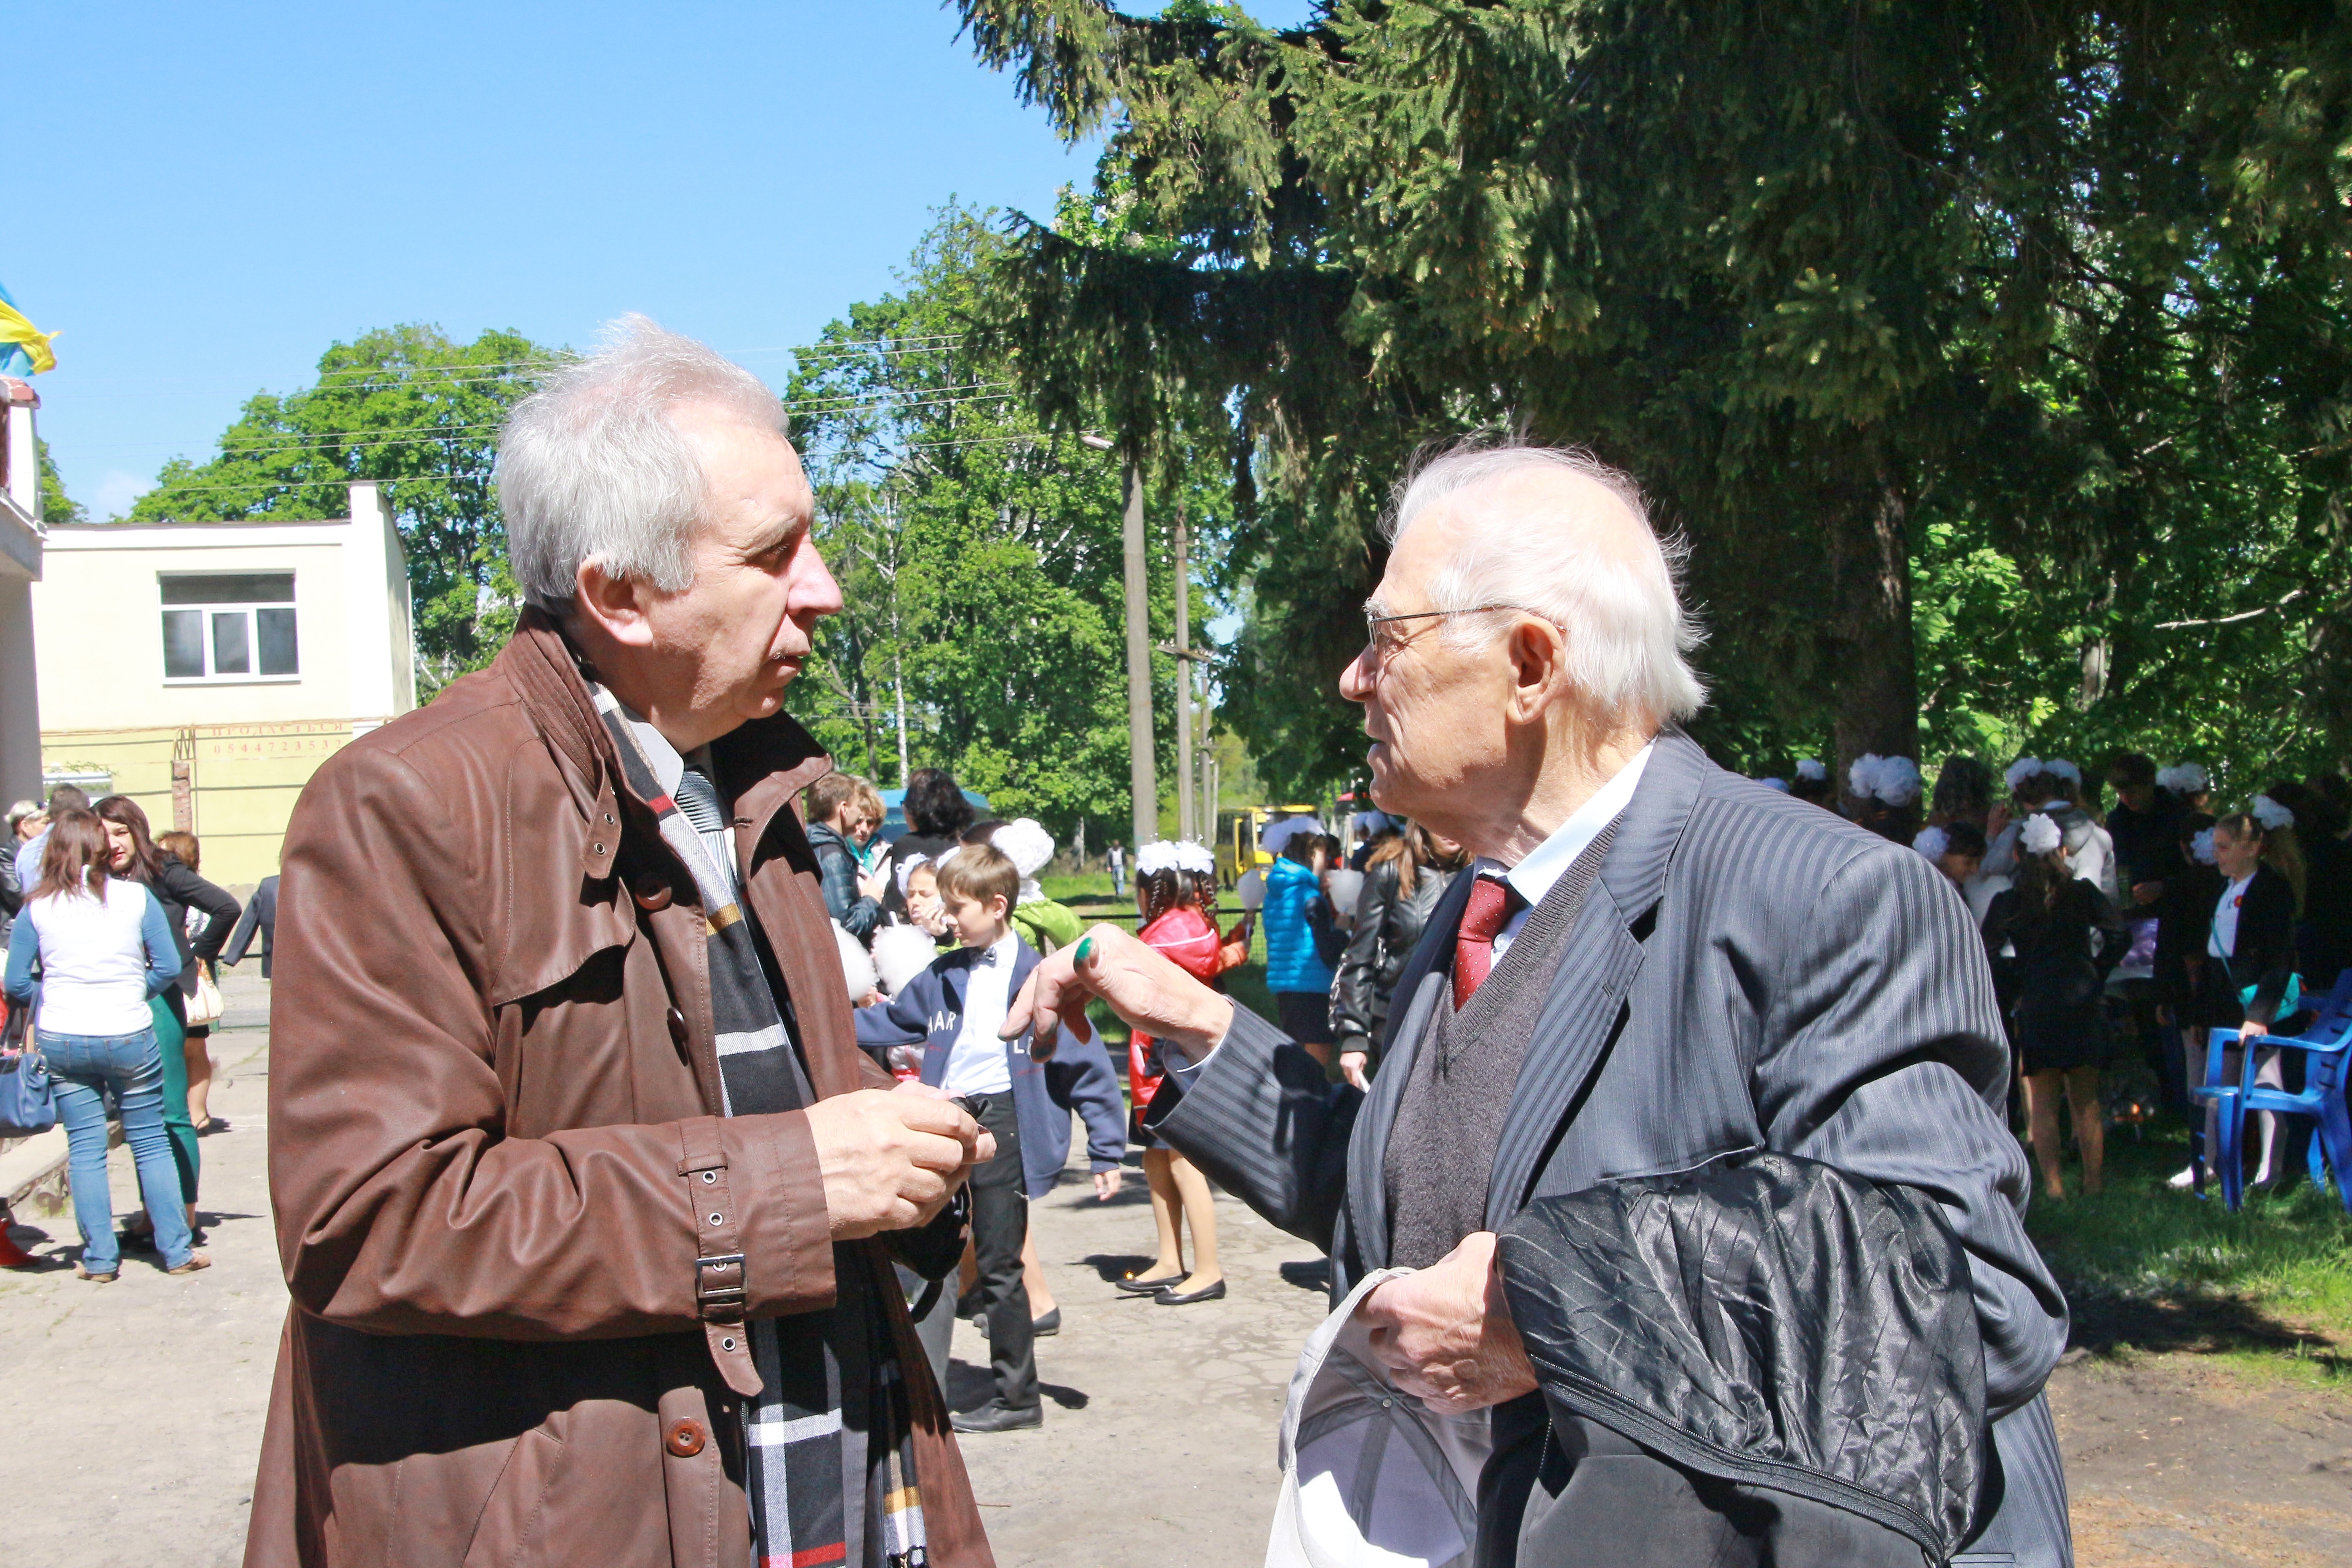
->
xmin=1357 ymin=1232 xmax=1538 ymax=1415
xmin=806 ymin=1082 xmax=992 ymax=1240
xmin=1003 ymin=923 xmax=1235 ymax=1068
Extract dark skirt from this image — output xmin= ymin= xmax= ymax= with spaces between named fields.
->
xmin=2015 ymin=1002 xmax=2108 ymax=1076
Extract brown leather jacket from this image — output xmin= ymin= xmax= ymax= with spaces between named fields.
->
xmin=244 ymin=613 xmax=992 ymax=1568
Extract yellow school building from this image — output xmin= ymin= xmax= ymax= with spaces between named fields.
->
xmin=30 ymin=481 xmax=416 ymax=886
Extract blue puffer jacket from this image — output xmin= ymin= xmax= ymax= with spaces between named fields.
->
xmin=1263 ymin=855 xmax=1336 ymax=995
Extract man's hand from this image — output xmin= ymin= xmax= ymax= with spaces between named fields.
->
xmin=856 ymin=868 xmax=889 ymax=902
xmin=2132 ymin=880 xmax=2164 ymax=906
xmin=1003 ymin=923 xmax=1235 ymax=1068
xmin=1357 ymin=1232 xmax=1537 ymax=1415
xmin=804 ymin=1084 xmax=989 ymax=1240
xmin=1092 ymin=1168 xmax=1124 ymax=1201
xmin=1339 ymin=1049 xmax=1371 ymax=1091
xmin=2240 ymin=1018 xmax=2271 ymax=1045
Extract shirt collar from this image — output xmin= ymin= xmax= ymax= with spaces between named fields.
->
xmin=1475 ymin=742 xmax=1655 ymax=908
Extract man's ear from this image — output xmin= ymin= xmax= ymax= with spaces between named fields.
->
xmin=573 ymin=559 xmax=655 ymax=649
xmin=1503 ymin=616 xmax=1570 ymax=724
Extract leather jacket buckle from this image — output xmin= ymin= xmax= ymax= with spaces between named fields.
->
xmin=696 ymin=1252 xmax=748 ymax=1314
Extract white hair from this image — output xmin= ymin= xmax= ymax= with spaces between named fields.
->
xmin=497 ymin=314 xmax=786 ymax=615
xmin=1382 ymin=442 xmax=1707 ymax=725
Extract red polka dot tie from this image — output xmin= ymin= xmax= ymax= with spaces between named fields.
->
xmin=1453 ymin=874 xmax=1524 ymax=1009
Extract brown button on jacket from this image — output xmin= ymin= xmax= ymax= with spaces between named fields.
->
xmin=242 ymin=612 xmax=992 ymax=1568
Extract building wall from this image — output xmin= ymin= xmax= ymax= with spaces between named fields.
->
xmin=30 ymin=499 xmax=417 ymax=888
xmin=0 ymin=388 xmax=44 ymax=803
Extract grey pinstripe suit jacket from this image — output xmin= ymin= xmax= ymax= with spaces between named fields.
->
xmin=1153 ymin=731 xmax=2073 ymax=1565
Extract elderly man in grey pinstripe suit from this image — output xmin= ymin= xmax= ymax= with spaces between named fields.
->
xmin=1009 ymin=441 xmax=2072 ymax=1566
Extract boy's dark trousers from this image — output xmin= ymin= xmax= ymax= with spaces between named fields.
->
xmin=969 ymin=1094 xmax=1039 ymax=1412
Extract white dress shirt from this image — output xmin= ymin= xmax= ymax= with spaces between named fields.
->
xmin=1477 ymin=743 xmax=1653 ymax=961
xmin=2210 ymin=874 xmax=2254 ymax=960
xmin=944 ymin=931 xmax=1019 ymax=1096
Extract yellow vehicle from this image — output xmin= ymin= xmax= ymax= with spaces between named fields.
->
xmin=1215 ymin=804 xmax=1322 ymax=887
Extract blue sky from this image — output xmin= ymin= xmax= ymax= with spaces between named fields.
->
xmin=13 ymin=2 xmax=1315 ymax=518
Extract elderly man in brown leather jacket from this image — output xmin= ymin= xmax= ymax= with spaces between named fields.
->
xmin=245 ymin=318 xmax=997 ymax=1568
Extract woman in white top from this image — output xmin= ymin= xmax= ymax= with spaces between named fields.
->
xmin=1 ymin=809 xmax=204 ymax=1280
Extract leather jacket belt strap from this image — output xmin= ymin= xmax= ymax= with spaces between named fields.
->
xmin=677 ymin=1115 xmax=765 ymax=1397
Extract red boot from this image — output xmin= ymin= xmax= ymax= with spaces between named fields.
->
xmin=0 ymin=1228 xmax=36 ymax=1269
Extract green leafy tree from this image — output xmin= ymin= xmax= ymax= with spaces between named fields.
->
xmin=956 ymin=0 xmax=2352 ymax=792
xmin=785 ymin=208 xmax=1230 ymax=839
xmin=127 ymin=324 xmax=557 ymax=694
xmin=34 ymin=436 xmax=84 ymax=524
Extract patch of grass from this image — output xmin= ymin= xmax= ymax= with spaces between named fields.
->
xmin=2026 ymin=1121 xmax=2352 ymax=1374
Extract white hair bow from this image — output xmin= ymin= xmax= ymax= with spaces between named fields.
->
xmin=2004 ymin=757 xmax=2044 ymax=794
xmin=1912 ymin=826 xmax=1950 ymax=861
xmin=2021 ymin=813 xmax=2064 ymax=856
xmin=2253 ymin=794 xmax=2296 ymax=831
xmin=1794 ymin=758 xmax=1828 ymax=782
xmin=2157 ymin=763 xmax=2209 ymax=795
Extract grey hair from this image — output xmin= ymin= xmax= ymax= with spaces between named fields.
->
xmin=1381 ymin=439 xmax=1709 ymax=724
xmin=497 ymin=314 xmax=785 ymax=615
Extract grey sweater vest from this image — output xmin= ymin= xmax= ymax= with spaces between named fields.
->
xmin=1383 ymin=823 xmax=1619 ymax=1270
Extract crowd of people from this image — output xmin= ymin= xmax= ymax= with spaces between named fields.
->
xmin=1 ymin=783 xmax=260 ymax=1278
xmin=1749 ymin=748 xmax=2351 ymax=1200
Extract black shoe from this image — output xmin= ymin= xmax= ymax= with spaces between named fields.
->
xmin=1155 ymin=1279 xmax=1227 ymax=1306
xmin=1032 ymin=1307 xmax=1061 ymax=1337
xmin=956 ymin=1288 xmax=984 ymax=1321
xmin=951 ymin=1401 xmax=1043 ymax=1434
xmin=1114 ymin=1271 xmax=1182 ymax=1295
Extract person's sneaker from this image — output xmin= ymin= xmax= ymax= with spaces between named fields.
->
xmin=951 ymin=1401 xmax=1042 ymax=1435
xmin=2166 ymin=1166 xmax=2199 ymax=1190
xmin=74 ymin=1263 xmax=118 ymax=1284
xmin=164 ymin=1252 xmax=212 ymax=1276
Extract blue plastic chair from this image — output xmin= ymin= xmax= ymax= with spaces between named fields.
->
xmin=2190 ymin=1029 xmax=2249 ymax=1209
xmin=2192 ymin=973 xmax=2352 ymax=1222
xmin=2238 ymin=1006 xmax=2352 ymax=1217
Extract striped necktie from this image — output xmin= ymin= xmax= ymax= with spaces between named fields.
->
xmin=672 ymin=763 xmax=735 ymax=885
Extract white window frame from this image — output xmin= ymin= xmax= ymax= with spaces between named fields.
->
xmin=160 ymin=574 xmax=301 ymax=686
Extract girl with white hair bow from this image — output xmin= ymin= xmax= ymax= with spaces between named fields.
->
xmin=1979 ymin=813 xmax=2130 ymax=1200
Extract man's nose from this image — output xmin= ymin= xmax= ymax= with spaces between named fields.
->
xmin=1338 ymin=648 xmax=1374 ymax=703
xmin=795 ymin=538 xmax=845 ymax=617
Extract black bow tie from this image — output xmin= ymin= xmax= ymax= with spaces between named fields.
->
xmin=974 ymin=946 xmax=999 ymax=967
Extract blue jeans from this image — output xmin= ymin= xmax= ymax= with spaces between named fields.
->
xmin=39 ymin=1028 xmax=194 ymax=1272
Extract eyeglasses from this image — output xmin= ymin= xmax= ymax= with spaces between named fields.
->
xmin=1361 ymin=603 xmax=1552 ymax=672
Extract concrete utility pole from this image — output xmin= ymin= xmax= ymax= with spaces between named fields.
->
xmin=1173 ymin=500 xmax=1194 ymax=844
xmin=1118 ymin=455 xmax=1158 ymax=848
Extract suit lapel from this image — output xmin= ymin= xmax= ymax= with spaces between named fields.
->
xmin=1347 ymin=868 xmax=1475 ymax=1271
xmin=1481 ymin=730 xmax=1712 ymax=1225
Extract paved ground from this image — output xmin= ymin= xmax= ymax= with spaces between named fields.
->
xmin=0 ymin=966 xmax=2346 ymax=1565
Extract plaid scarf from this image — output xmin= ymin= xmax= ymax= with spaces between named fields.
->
xmin=589 ymin=685 xmax=928 ymax=1568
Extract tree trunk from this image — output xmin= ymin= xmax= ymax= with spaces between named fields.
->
xmin=1122 ymin=459 xmax=1159 ymax=847
xmin=1829 ymin=469 xmax=1920 ymax=774
xmin=1173 ymin=500 xmax=1195 ymax=844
